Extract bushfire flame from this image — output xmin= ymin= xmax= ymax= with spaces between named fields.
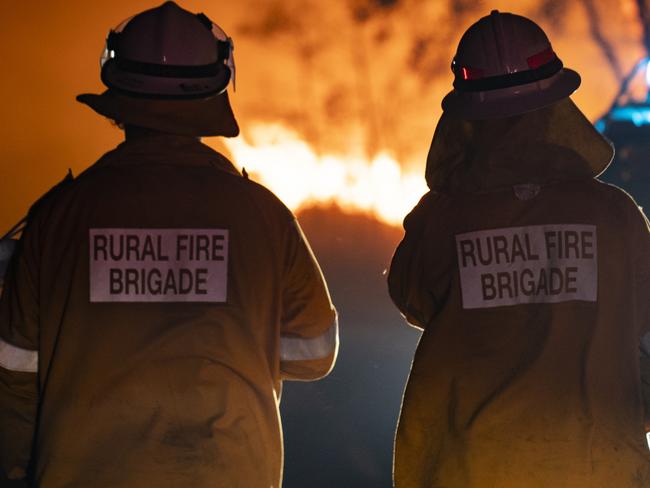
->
xmin=224 ymin=124 xmax=428 ymax=226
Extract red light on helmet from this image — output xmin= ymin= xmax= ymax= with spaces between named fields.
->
xmin=527 ymin=47 xmax=556 ymax=69
xmin=461 ymin=66 xmax=485 ymax=80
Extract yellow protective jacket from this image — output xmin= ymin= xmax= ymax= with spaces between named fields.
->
xmin=389 ymin=99 xmax=650 ymax=487
xmin=0 ymin=134 xmax=338 ymax=487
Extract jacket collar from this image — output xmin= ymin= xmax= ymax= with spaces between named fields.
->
xmin=92 ymin=134 xmax=241 ymax=176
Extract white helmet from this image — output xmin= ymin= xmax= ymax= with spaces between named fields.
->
xmin=100 ymin=1 xmax=235 ymax=98
xmin=442 ymin=10 xmax=580 ymax=120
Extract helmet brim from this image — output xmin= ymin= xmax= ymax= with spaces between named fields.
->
xmin=76 ymin=89 xmax=239 ymax=137
xmin=442 ymin=68 xmax=581 ymax=120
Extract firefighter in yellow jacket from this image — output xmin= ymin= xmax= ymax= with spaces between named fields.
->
xmin=389 ymin=10 xmax=650 ymax=488
xmin=0 ymin=3 xmax=338 ymax=486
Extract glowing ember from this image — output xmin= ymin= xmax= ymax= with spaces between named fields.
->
xmin=224 ymin=124 xmax=427 ymax=226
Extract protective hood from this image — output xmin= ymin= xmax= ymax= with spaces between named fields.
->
xmin=426 ymin=98 xmax=614 ymax=193
xmin=76 ymin=89 xmax=239 ymax=137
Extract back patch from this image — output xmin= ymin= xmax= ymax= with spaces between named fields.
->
xmin=90 ymin=228 xmax=228 ymax=303
xmin=455 ymin=224 xmax=597 ymax=309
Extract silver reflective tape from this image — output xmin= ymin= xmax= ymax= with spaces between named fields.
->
xmin=0 ymin=337 xmax=38 ymax=373
xmin=281 ymin=317 xmax=338 ymax=361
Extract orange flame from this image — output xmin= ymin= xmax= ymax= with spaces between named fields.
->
xmin=224 ymin=124 xmax=427 ymax=226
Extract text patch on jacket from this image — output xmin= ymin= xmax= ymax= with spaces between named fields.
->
xmin=90 ymin=228 xmax=228 ymax=302
xmin=456 ymin=224 xmax=597 ymax=309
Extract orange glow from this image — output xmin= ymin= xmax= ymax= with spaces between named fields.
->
xmin=223 ymin=124 xmax=427 ymax=225
xmin=0 ymin=1 xmax=647 ymax=231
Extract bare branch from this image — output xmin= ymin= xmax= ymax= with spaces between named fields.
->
xmin=582 ymin=0 xmax=624 ymax=81
xmin=636 ymin=0 xmax=650 ymax=56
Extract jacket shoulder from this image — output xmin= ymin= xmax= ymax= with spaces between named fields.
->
xmin=26 ymin=170 xmax=76 ymax=222
xmin=235 ymin=175 xmax=295 ymax=221
xmin=591 ymin=179 xmax=647 ymax=219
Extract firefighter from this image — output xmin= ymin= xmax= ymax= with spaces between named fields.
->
xmin=0 ymin=2 xmax=338 ymax=486
xmin=389 ymin=10 xmax=650 ymax=487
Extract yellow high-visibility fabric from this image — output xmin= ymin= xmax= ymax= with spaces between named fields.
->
xmin=0 ymin=134 xmax=337 ymax=487
xmin=389 ymin=100 xmax=650 ymax=487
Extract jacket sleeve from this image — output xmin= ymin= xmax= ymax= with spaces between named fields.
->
xmin=0 ymin=224 xmax=40 ymax=480
xmin=279 ymin=218 xmax=338 ymax=381
xmin=634 ymin=208 xmax=650 ymax=336
xmin=388 ymin=191 xmax=453 ymax=330
xmin=633 ymin=205 xmax=650 ymax=428
xmin=641 ymin=343 xmax=650 ymax=431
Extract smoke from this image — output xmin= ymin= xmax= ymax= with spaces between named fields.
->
xmin=534 ymin=0 xmax=570 ymax=27
xmin=0 ymin=0 xmax=646 ymax=228
xmin=223 ymin=0 xmax=645 ymax=166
